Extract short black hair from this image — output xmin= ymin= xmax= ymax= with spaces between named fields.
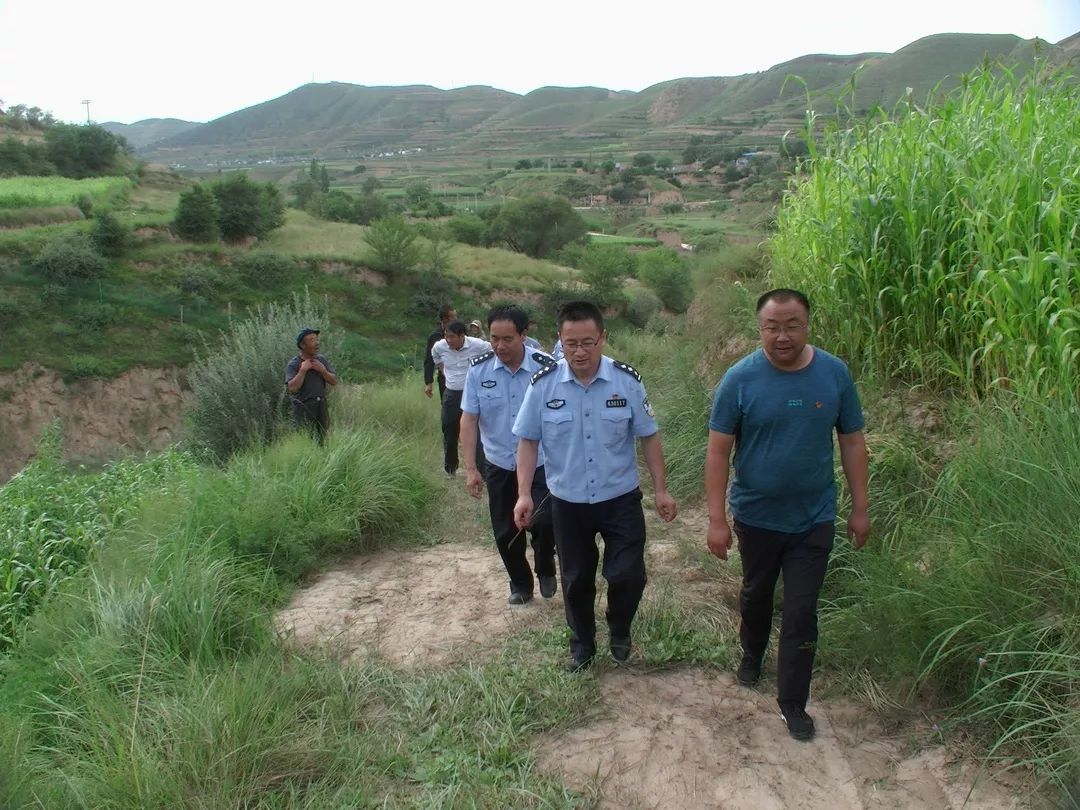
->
xmin=557 ymin=300 xmax=604 ymax=332
xmin=438 ymin=304 xmax=456 ymax=321
xmin=756 ymin=288 xmax=810 ymax=315
xmin=487 ymin=304 xmax=529 ymax=334
xmin=444 ymin=320 xmax=467 ymax=336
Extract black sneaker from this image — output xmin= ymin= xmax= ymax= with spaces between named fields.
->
xmin=539 ymin=575 xmax=557 ymax=598
xmin=507 ymin=592 xmax=533 ymax=606
xmin=736 ymin=652 xmax=762 ymax=687
xmin=564 ymin=655 xmax=593 ymax=673
xmin=610 ymin=636 xmax=632 ymax=663
xmin=779 ymin=702 xmax=815 ymax=741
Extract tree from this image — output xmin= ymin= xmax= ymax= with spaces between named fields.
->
xmin=212 ymin=174 xmax=284 ymax=241
xmin=656 ymin=156 xmax=674 ymax=171
xmin=405 ymin=180 xmax=432 ymax=208
xmin=578 ymin=244 xmax=634 ymax=310
xmin=515 ymin=159 xmax=533 ymax=170
xmin=600 ymin=160 xmax=616 ymax=174
xmin=173 ymin=183 xmax=220 ymax=242
xmin=91 ymin=212 xmax=132 ymax=257
xmin=361 ymin=175 xmax=381 ymax=195
xmin=489 ymin=195 xmax=586 ymax=259
xmin=632 ymin=153 xmax=656 ymax=171
xmin=353 ymin=192 xmax=389 ymax=225
xmin=319 ymin=165 xmax=330 ymax=193
xmin=637 ymin=248 xmax=693 ymax=312
xmin=557 ymin=176 xmax=590 ymax=202
xmin=363 ymin=215 xmax=420 ymax=277
xmin=44 ymin=124 xmax=122 ymax=178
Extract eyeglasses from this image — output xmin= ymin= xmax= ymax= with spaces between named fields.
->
xmin=759 ymin=323 xmax=807 ymax=336
xmin=561 ymin=339 xmax=600 ymax=351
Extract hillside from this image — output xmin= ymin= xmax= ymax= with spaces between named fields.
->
xmin=100 ymin=118 xmax=202 ymax=148
xmin=140 ymin=31 xmax=1072 ymax=166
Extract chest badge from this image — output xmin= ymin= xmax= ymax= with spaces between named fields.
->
xmin=606 ymin=395 xmax=628 ymax=408
xmin=546 ymin=398 xmax=566 ymax=409
xmin=480 ymin=380 xmax=496 ymax=388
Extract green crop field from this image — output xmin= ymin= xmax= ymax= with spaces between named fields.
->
xmin=0 ymin=176 xmax=132 ymax=210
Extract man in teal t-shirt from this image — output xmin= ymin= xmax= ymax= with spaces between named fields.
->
xmin=704 ymin=288 xmax=870 ymax=742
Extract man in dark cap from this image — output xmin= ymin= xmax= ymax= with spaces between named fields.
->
xmin=285 ymin=327 xmax=338 ymax=442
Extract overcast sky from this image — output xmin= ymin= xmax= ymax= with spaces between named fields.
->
xmin=2 ymin=0 xmax=1078 ymax=125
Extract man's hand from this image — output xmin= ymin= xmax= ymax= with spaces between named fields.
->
xmin=513 ymin=494 xmax=534 ymax=530
xmin=848 ymin=508 xmax=870 ymax=549
xmin=465 ymin=467 xmax=484 ymax=499
xmin=655 ymin=489 xmax=677 ymax=522
xmin=309 ymin=358 xmax=326 ymax=374
xmin=424 ymin=384 xmax=433 ymax=399
xmin=706 ymin=522 xmax=733 ymax=560
xmin=299 ymin=358 xmax=313 ymax=372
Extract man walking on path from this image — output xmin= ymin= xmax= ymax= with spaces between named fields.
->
xmin=461 ymin=305 xmax=558 ymax=605
xmin=704 ymin=288 xmax=870 ymax=742
xmin=423 ymin=304 xmax=456 ymax=401
xmin=513 ymin=301 xmax=677 ymax=672
xmin=285 ymin=327 xmax=338 ymax=442
xmin=431 ymin=321 xmax=490 ymax=476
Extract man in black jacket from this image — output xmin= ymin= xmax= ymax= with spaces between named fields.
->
xmin=423 ymin=304 xmax=456 ymax=400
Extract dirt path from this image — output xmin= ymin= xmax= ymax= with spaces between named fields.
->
xmin=276 ymin=484 xmax=1044 ymax=808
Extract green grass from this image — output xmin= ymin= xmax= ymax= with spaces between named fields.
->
xmin=587 ymin=234 xmax=660 ymax=246
xmin=0 ymin=176 xmax=132 ymax=210
xmin=771 ymin=66 xmax=1080 ymax=397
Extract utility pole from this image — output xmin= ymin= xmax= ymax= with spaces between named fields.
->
xmin=81 ymin=99 xmax=91 ymax=124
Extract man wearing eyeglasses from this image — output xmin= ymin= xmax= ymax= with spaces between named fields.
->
xmin=704 ymin=288 xmax=870 ymax=742
xmin=512 ymin=300 xmax=678 ymax=672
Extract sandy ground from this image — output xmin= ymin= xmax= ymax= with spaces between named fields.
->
xmin=276 ymin=499 xmax=1045 ymax=808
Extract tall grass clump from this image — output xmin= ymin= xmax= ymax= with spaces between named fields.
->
xmin=771 ymin=65 xmax=1080 ymax=397
xmin=189 ymin=290 xmax=334 ymax=461
xmin=820 ymin=398 xmax=1080 ymax=799
xmin=0 ymin=423 xmax=194 ymax=650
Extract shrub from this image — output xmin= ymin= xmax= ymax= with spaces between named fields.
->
xmin=626 ymin=288 xmax=661 ymax=327
xmin=637 ymin=248 xmax=693 ymax=312
xmin=234 ymin=251 xmax=299 ymax=288
xmin=31 ymin=232 xmax=106 ymax=282
xmin=211 ymin=174 xmax=285 ymax=242
xmin=489 ymin=195 xmax=586 ymax=258
xmin=363 ymin=215 xmax=420 ymax=277
xmin=189 ymin=290 xmax=333 ymax=462
xmin=173 ymin=184 xmax=220 ymax=242
xmin=90 ymin=211 xmax=131 ymax=257
xmin=446 ymin=213 xmax=488 ymax=246
xmin=71 ymin=301 xmax=119 ymax=332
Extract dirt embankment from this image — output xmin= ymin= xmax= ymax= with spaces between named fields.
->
xmin=0 ymin=363 xmax=189 ymax=482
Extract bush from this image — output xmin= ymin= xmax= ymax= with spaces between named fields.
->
xmin=189 ymin=290 xmax=333 ymax=461
xmin=353 ymin=192 xmax=389 ymax=225
xmin=211 ymin=174 xmax=285 ymax=242
xmin=637 ymin=248 xmax=693 ymax=312
xmin=446 ymin=213 xmax=488 ymax=246
xmin=173 ymin=183 xmax=220 ymax=242
xmin=234 ymin=251 xmax=299 ymax=288
xmin=71 ymin=301 xmax=119 ymax=332
xmin=363 ymin=215 xmax=420 ymax=277
xmin=626 ymin=288 xmax=661 ymax=327
xmin=31 ymin=232 xmax=106 ymax=282
xmin=90 ymin=211 xmax=131 ymax=257
xmin=489 ymin=195 xmax=586 ymax=258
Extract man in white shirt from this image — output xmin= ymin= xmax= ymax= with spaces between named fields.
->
xmin=431 ymin=320 xmax=491 ymax=476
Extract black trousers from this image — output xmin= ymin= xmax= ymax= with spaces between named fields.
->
xmin=552 ymin=489 xmax=647 ymax=661
xmin=486 ymin=463 xmax=555 ymax=596
xmin=734 ymin=520 xmax=834 ymax=709
xmin=292 ymin=397 xmax=329 ymax=443
xmin=440 ymin=389 xmax=485 ymax=474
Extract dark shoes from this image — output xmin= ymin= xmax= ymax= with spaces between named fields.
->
xmin=779 ymin=702 xmax=816 ymax=741
xmin=736 ymin=652 xmax=762 ymax=687
xmin=564 ymin=655 xmax=594 ymax=673
xmin=538 ymin=575 xmax=557 ymax=598
xmin=507 ymin=592 xmax=533 ymax=606
xmin=610 ymin=636 xmax=632 ymax=663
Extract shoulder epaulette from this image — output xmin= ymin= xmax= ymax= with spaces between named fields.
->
xmin=532 ymin=351 xmax=556 ymax=367
xmin=471 ymin=349 xmax=495 ymax=366
xmin=613 ymin=360 xmax=642 ymax=382
xmin=531 ymin=361 xmax=558 ymax=384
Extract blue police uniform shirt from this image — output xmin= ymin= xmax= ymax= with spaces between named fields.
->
xmin=709 ymin=347 xmax=864 ymax=534
xmin=514 ymin=355 xmax=658 ymax=504
xmin=462 ymin=348 xmax=554 ymax=471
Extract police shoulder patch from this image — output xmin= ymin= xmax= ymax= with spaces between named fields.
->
xmin=613 ymin=360 xmax=642 ymax=382
xmin=531 ymin=361 xmax=558 ymax=384
xmin=471 ymin=349 xmax=495 ymax=366
xmin=532 ymin=351 xmax=556 ymax=367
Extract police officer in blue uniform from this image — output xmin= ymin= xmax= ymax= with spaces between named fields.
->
xmin=461 ymin=305 xmax=558 ymax=605
xmin=513 ymin=301 xmax=678 ymax=671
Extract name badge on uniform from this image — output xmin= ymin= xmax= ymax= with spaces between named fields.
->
xmin=480 ymin=380 xmax=496 ymax=388
xmin=606 ymin=396 xmax=628 ymax=408
xmin=546 ymin=398 xmax=566 ymax=409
